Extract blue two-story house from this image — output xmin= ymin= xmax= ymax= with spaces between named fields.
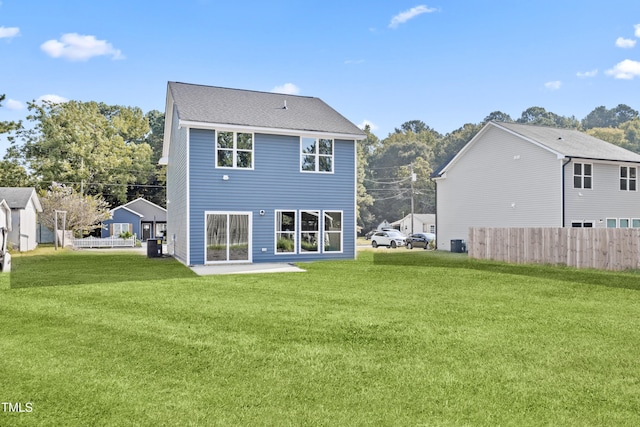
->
xmin=160 ymin=82 xmax=365 ymax=266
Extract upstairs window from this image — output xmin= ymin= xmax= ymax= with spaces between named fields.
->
xmin=216 ymin=131 xmax=253 ymax=169
xmin=573 ymin=163 xmax=592 ymax=189
xmin=620 ymin=166 xmax=637 ymax=191
xmin=301 ymin=137 xmax=333 ymax=173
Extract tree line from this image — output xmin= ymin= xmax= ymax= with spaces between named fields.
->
xmin=0 ymin=96 xmax=166 ymax=208
xmin=1 ymin=94 xmax=639 ymax=235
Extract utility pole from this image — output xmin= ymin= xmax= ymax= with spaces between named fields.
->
xmin=410 ymin=163 xmax=416 ymax=235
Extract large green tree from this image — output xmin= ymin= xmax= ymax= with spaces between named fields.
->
xmin=126 ymin=109 xmax=166 ymax=207
xmin=0 ymin=95 xmax=30 ymax=187
xmin=582 ymin=104 xmax=639 ymax=130
xmin=0 ymin=94 xmax=21 ymax=136
xmin=357 ymin=125 xmax=378 ymax=230
xmin=16 ymin=100 xmax=153 ymax=205
xmin=516 ymin=106 xmax=579 ymax=129
xmin=365 ymin=122 xmax=438 ymax=228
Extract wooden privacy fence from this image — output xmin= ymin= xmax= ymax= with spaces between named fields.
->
xmin=468 ymin=227 xmax=640 ymax=271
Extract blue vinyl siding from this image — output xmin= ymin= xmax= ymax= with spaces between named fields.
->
xmin=188 ymin=129 xmax=356 ymax=265
xmin=102 ymin=209 xmax=141 ymax=238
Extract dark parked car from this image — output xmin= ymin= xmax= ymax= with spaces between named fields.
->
xmin=405 ymin=233 xmax=436 ymax=249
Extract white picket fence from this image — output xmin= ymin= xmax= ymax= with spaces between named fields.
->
xmin=72 ymin=236 xmax=136 ymax=248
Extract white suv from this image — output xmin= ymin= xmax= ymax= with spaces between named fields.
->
xmin=370 ymin=231 xmax=406 ymax=248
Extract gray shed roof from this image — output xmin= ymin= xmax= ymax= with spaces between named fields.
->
xmin=167 ymin=82 xmax=365 ymax=138
xmin=0 ymin=187 xmax=42 ymax=211
xmin=495 ymin=121 xmax=640 ymax=162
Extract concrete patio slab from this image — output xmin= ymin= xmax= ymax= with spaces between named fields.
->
xmin=190 ymin=262 xmax=306 ymax=276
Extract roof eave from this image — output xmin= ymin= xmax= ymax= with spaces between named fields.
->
xmin=177 ymin=119 xmax=367 ymax=140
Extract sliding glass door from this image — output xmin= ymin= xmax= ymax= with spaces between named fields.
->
xmin=205 ymin=212 xmax=251 ymax=263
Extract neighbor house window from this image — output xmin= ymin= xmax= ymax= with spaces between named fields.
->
xmin=300 ymin=211 xmax=320 ymax=252
xmin=620 ymin=166 xmax=637 ymax=191
xmin=573 ymin=163 xmax=592 ymax=189
xmin=275 ymin=211 xmax=296 ymax=254
xmin=156 ymin=223 xmax=167 ymax=238
xmin=112 ymin=223 xmax=131 ymax=236
xmin=633 ymin=219 xmax=640 ymax=228
xmin=606 ymin=218 xmax=617 ymax=228
xmin=323 ymin=211 xmax=342 ymax=252
xmin=620 ymin=218 xmax=630 ymax=228
xmin=301 ymin=137 xmax=333 ymax=173
xmin=216 ymin=131 xmax=253 ymax=169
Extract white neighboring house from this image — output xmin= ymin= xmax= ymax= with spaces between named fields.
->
xmin=0 ymin=188 xmax=43 ymax=252
xmin=391 ymin=213 xmax=436 ymax=236
xmin=432 ymin=121 xmax=640 ymax=251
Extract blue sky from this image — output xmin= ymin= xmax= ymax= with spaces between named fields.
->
xmin=1 ymin=0 xmax=640 ymax=155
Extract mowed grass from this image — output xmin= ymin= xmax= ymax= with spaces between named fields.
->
xmin=2 ymin=248 xmax=640 ymax=426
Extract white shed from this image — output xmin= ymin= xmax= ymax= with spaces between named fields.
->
xmin=0 ymin=188 xmax=43 ymax=252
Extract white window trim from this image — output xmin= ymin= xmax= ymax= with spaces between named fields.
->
xmin=112 ymin=223 xmax=130 ymax=236
xmin=573 ymin=162 xmax=593 ymax=189
xmin=204 ymin=211 xmax=253 ymax=265
xmin=323 ymin=210 xmax=344 ymax=254
xmin=275 ymin=210 xmax=297 ymax=255
xmin=215 ymin=130 xmax=255 ymax=170
xmin=619 ymin=166 xmax=637 ymax=192
xmin=299 ymin=210 xmax=321 ymax=254
xmin=300 ymin=137 xmax=335 ymax=174
xmin=273 ymin=209 xmax=345 ymax=255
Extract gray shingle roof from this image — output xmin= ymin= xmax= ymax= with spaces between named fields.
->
xmin=0 ymin=187 xmax=42 ymax=211
xmin=168 ymin=82 xmax=365 ymax=138
xmin=495 ymin=121 xmax=640 ymax=162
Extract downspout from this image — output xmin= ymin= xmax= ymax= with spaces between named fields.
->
xmin=561 ymin=157 xmax=572 ymax=228
xmin=433 ymin=178 xmax=438 ymax=250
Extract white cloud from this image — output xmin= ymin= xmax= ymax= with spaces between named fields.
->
xmin=359 ymin=119 xmax=378 ymax=131
xmin=544 ymin=81 xmax=562 ymax=90
xmin=40 ymin=33 xmax=124 ymax=61
xmin=0 ymin=26 xmax=19 ymax=39
xmin=577 ymin=69 xmax=598 ymax=78
xmin=635 ymin=24 xmax=640 ymax=38
xmin=271 ymin=83 xmax=300 ymax=95
xmin=5 ymin=99 xmax=23 ymax=110
xmin=389 ymin=5 xmax=437 ymax=29
xmin=606 ymin=59 xmax=640 ymax=79
xmin=615 ymin=37 xmax=636 ymax=48
xmin=37 ymin=94 xmax=69 ymax=104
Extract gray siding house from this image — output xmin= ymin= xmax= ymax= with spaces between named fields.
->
xmin=432 ymin=121 xmax=640 ymax=251
xmin=160 ymin=82 xmax=365 ymax=266
xmin=102 ymin=198 xmax=167 ymax=240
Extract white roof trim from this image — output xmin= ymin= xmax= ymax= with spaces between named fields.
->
xmin=177 ymin=119 xmax=367 ymax=141
xmin=435 ymin=121 xmax=566 ymax=178
xmin=109 ymin=205 xmax=144 ymax=218
xmin=122 ymin=197 xmax=167 ymax=212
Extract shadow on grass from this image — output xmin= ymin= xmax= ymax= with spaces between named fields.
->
xmin=8 ymin=251 xmax=197 ymax=289
xmin=374 ymin=251 xmax=640 ymax=292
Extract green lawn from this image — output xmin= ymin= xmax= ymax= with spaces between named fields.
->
xmin=2 ymin=248 xmax=640 ymax=426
